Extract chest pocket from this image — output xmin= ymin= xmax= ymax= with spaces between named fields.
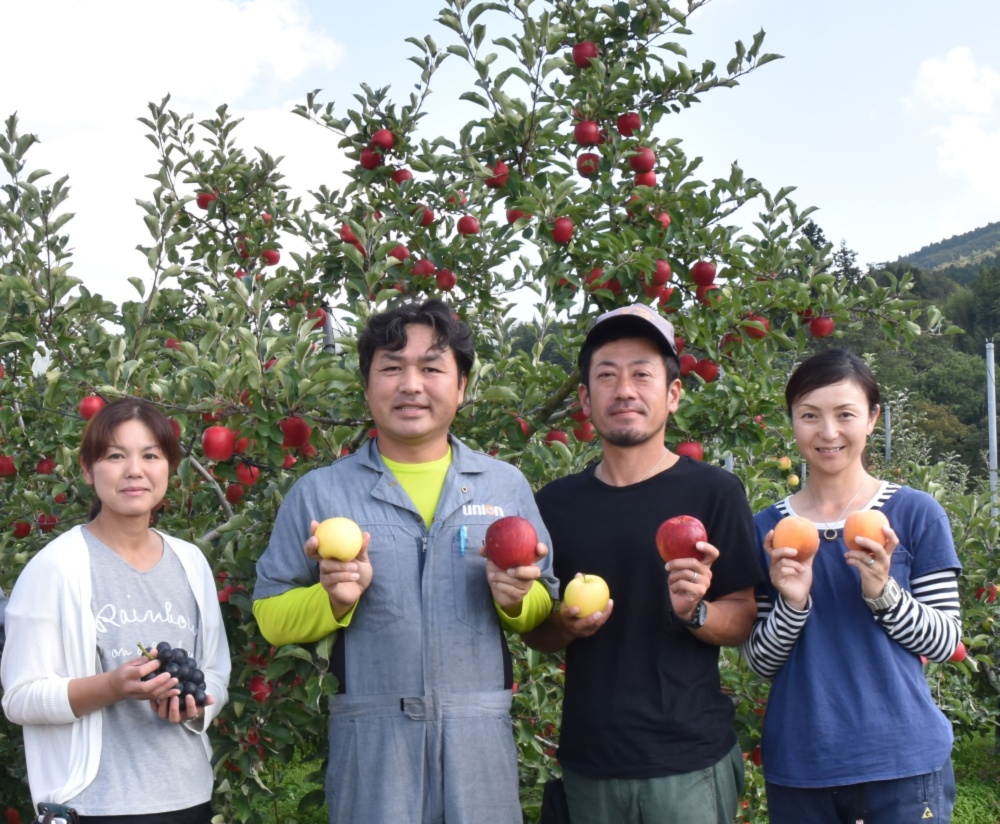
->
xmin=351 ymin=524 xmax=410 ymax=633
xmin=448 ymin=520 xmax=495 ymax=633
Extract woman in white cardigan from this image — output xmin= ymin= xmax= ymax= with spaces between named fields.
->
xmin=1 ymin=399 xmax=230 ymax=823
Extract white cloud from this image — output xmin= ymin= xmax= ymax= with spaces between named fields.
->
xmin=0 ymin=0 xmax=347 ymax=307
xmin=906 ymin=46 xmax=1000 ymax=241
xmin=911 ymin=46 xmax=1000 ymax=116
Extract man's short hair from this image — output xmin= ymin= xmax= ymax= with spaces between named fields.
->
xmin=358 ymin=299 xmax=475 ymax=387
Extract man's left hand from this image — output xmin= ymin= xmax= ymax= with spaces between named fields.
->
xmin=482 ymin=542 xmax=548 ymax=613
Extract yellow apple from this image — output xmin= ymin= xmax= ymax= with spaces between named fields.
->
xmin=787 ymin=474 xmax=800 ymax=488
xmin=777 ymin=455 xmax=792 ymax=471
xmin=563 ymin=574 xmax=610 ymax=618
xmin=315 ymin=517 xmax=363 ymax=561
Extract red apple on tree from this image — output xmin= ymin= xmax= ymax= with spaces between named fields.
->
xmin=389 ymin=244 xmax=410 ymax=261
xmin=573 ymin=421 xmax=596 ymax=442
xmin=236 ymin=463 xmax=260 ymax=486
xmin=809 ymin=316 xmax=835 ymax=338
xmin=261 ymin=249 xmax=280 ymax=266
xmin=202 ymin=426 xmax=237 ymax=462
xmin=691 ymin=260 xmax=717 ymax=286
xmin=36 ymin=457 xmax=55 ymax=475
xmin=419 ymin=205 xmax=435 ymax=226
xmin=391 ymin=167 xmax=414 ymax=184
xmin=616 ymin=111 xmax=641 ymax=136
xmin=675 ymin=441 xmax=704 ymax=461
xmin=484 ymin=516 xmax=538 ymax=568
xmin=196 ymin=191 xmax=217 ymax=210
xmin=571 ymin=41 xmax=599 ymax=68
xmin=485 ymin=161 xmax=509 ymax=188
xmin=552 ymin=217 xmax=574 ymax=245
xmin=309 ymin=307 xmax=327 ymax=330
xmin=628 ymin=147 xmax=656 ymax=174
xmin=226 ymin=483 xmax=245 ymax=505
xmin=412 ymin=258 xmax=437 ymax=277
xmin=0 ymin=455 xmax=15 ymax=477
xmin=545 ymin=430 xmax=568 ymax=446
xmin=280 ymin=416 xmax=312 ymax=449
xmin=506 ymin=207 xmax=530 ymax=224
xmin=679 ymin=353 xmax=697 ymax=377
xmin=371 ymin=129 xmax=395 ymax=151
xmin=656 ymin=515 xmax=708 ymax=562
xmin=574 ymin=120 xmax=600 ymax=146
xmin=249 ymin=674 xmax=273 ymax=703
xmin=436 ymin=269 xmax=457 ymax=291
xmin=696 ymin=284 xmax=720 ymax=306
xmin=38 ymin=513 xmax=59 ymax=533
xmin=13 ymin=521 xmax=31 ymax=539
xmin=743 ymin=314 xmax=770 ymax=339
xmin=692 ymin=359 xmax=720 ymax=383
xmin=79 ymin=395 xmax=105 ymax=420
xmin=949 ymin=641 xmax=967 ymax=663
xmin=165 ymin=338 xmax=181 ymax=350
xmin=457 ymin=215 xmax=481 ymax=236
xmin=359 ymin=147 xmax=383 ymax=170
xmin=576 ymin=152 xmax=600 ymax=177
xmin=634 ymin=171 xmax=656 ymax=187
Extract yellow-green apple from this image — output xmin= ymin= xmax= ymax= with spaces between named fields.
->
xmin=316 ymin=517 xmax=364 ymax=561
xmin=563 ymin=574 xmax=610 ymax=617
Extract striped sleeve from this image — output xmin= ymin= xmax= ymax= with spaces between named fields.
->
xmin=874 ymin=569 xmax=962 ymax=662
xmin=740 ymin=592 xmax=811 ymax=679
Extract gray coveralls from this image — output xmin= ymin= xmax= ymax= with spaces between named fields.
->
xmin=254 ymin=436 xmax=558 ymax=824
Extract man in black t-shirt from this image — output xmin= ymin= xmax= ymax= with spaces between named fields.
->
xmin=524 ymin=304 xmax=763 ymax=824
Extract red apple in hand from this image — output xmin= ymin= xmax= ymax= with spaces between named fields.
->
xmin=484 ymin=516 xmax=538 ymax=569
xmin=656 ymin=515 xmax=708 ymax=562
xmin=949 ymin=641 xmax=967 ymax=663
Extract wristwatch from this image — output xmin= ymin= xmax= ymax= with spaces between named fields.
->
xmin=863 ymin=576 xmax=903 ymax=613
xmin=678 ymin=599 xmax=708 ymax=629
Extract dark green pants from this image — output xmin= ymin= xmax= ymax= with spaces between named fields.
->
xmin=562 ymin=743 xmax=745 ymax=823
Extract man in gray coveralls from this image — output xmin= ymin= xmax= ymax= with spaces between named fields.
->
xmin=253 ymin=299 xmax=558 ymax=823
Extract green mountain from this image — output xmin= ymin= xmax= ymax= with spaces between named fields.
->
xmin=897 ymin=221 xmax=1000 ymax=283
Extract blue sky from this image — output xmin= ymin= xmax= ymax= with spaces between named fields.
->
xmin=2 ymin=0 xmax=998 ymax=308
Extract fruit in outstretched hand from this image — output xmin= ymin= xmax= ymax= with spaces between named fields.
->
xmin=484 ymin=515 xmax=538 ymax=569
xmin=772 ymin=515 xmax=820 ymax=561
xmin=656 ymin=515 xmax=708 ymax=563
xmin=844 ymin=510 xmax=890 ymax=553
xmin=315 ymin=517 xmax=364 ymax=561
xmin=563 ymin=574 xmax=610 ymax=617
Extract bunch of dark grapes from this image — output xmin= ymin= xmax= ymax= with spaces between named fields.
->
xmin=141 ymin=641 xmax=208 ymax=707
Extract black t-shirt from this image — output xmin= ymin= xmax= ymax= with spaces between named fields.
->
xmin=536 ymin=457 xmax=763 ymax=778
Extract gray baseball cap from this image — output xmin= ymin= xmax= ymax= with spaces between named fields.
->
xmin=580 ymin=303 xmax=679 ymax=366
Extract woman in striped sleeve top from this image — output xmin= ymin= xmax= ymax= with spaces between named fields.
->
xmin=742 ymin=349 xmax=961 ymax=824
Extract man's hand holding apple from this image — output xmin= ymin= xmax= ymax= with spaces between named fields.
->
xmin=305 ymin=518 xmax=373 ymax=620
xmin=483 ymin=541 xmax=548 ymax=615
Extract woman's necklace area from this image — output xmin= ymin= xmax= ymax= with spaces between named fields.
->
xmin=805 ymin=475 xmax=870 ymax=541
xmin=596 ymin=449 xmax=670 ymax=486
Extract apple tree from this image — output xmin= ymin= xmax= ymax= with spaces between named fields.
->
xmin=0 ymin=1 xmax=948 ymax=821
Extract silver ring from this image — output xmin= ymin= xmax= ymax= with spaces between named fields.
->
xmin=866 ymin=558 xmax=875 ymax=567
xmin=691 ymin=571 xmax=698 ymax=582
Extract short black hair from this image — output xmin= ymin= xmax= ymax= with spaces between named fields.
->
xmin=578 ymin=317 xmax=680 ymax=389
xmin=785 ymin=349 xmax=880 ymax=414
xmin=358 ymin=299 xmax=475 ymax=387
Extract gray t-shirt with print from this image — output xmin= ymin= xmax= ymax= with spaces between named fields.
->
xmin=67 ymin=529 xmax=211 ymax=815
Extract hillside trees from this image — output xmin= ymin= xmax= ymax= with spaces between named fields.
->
xmin=0 ymin=1 xmax=951 ymax=820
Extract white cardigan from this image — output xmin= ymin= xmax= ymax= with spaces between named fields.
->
xmin=0 ymin=525 xmax=230 ymax=807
